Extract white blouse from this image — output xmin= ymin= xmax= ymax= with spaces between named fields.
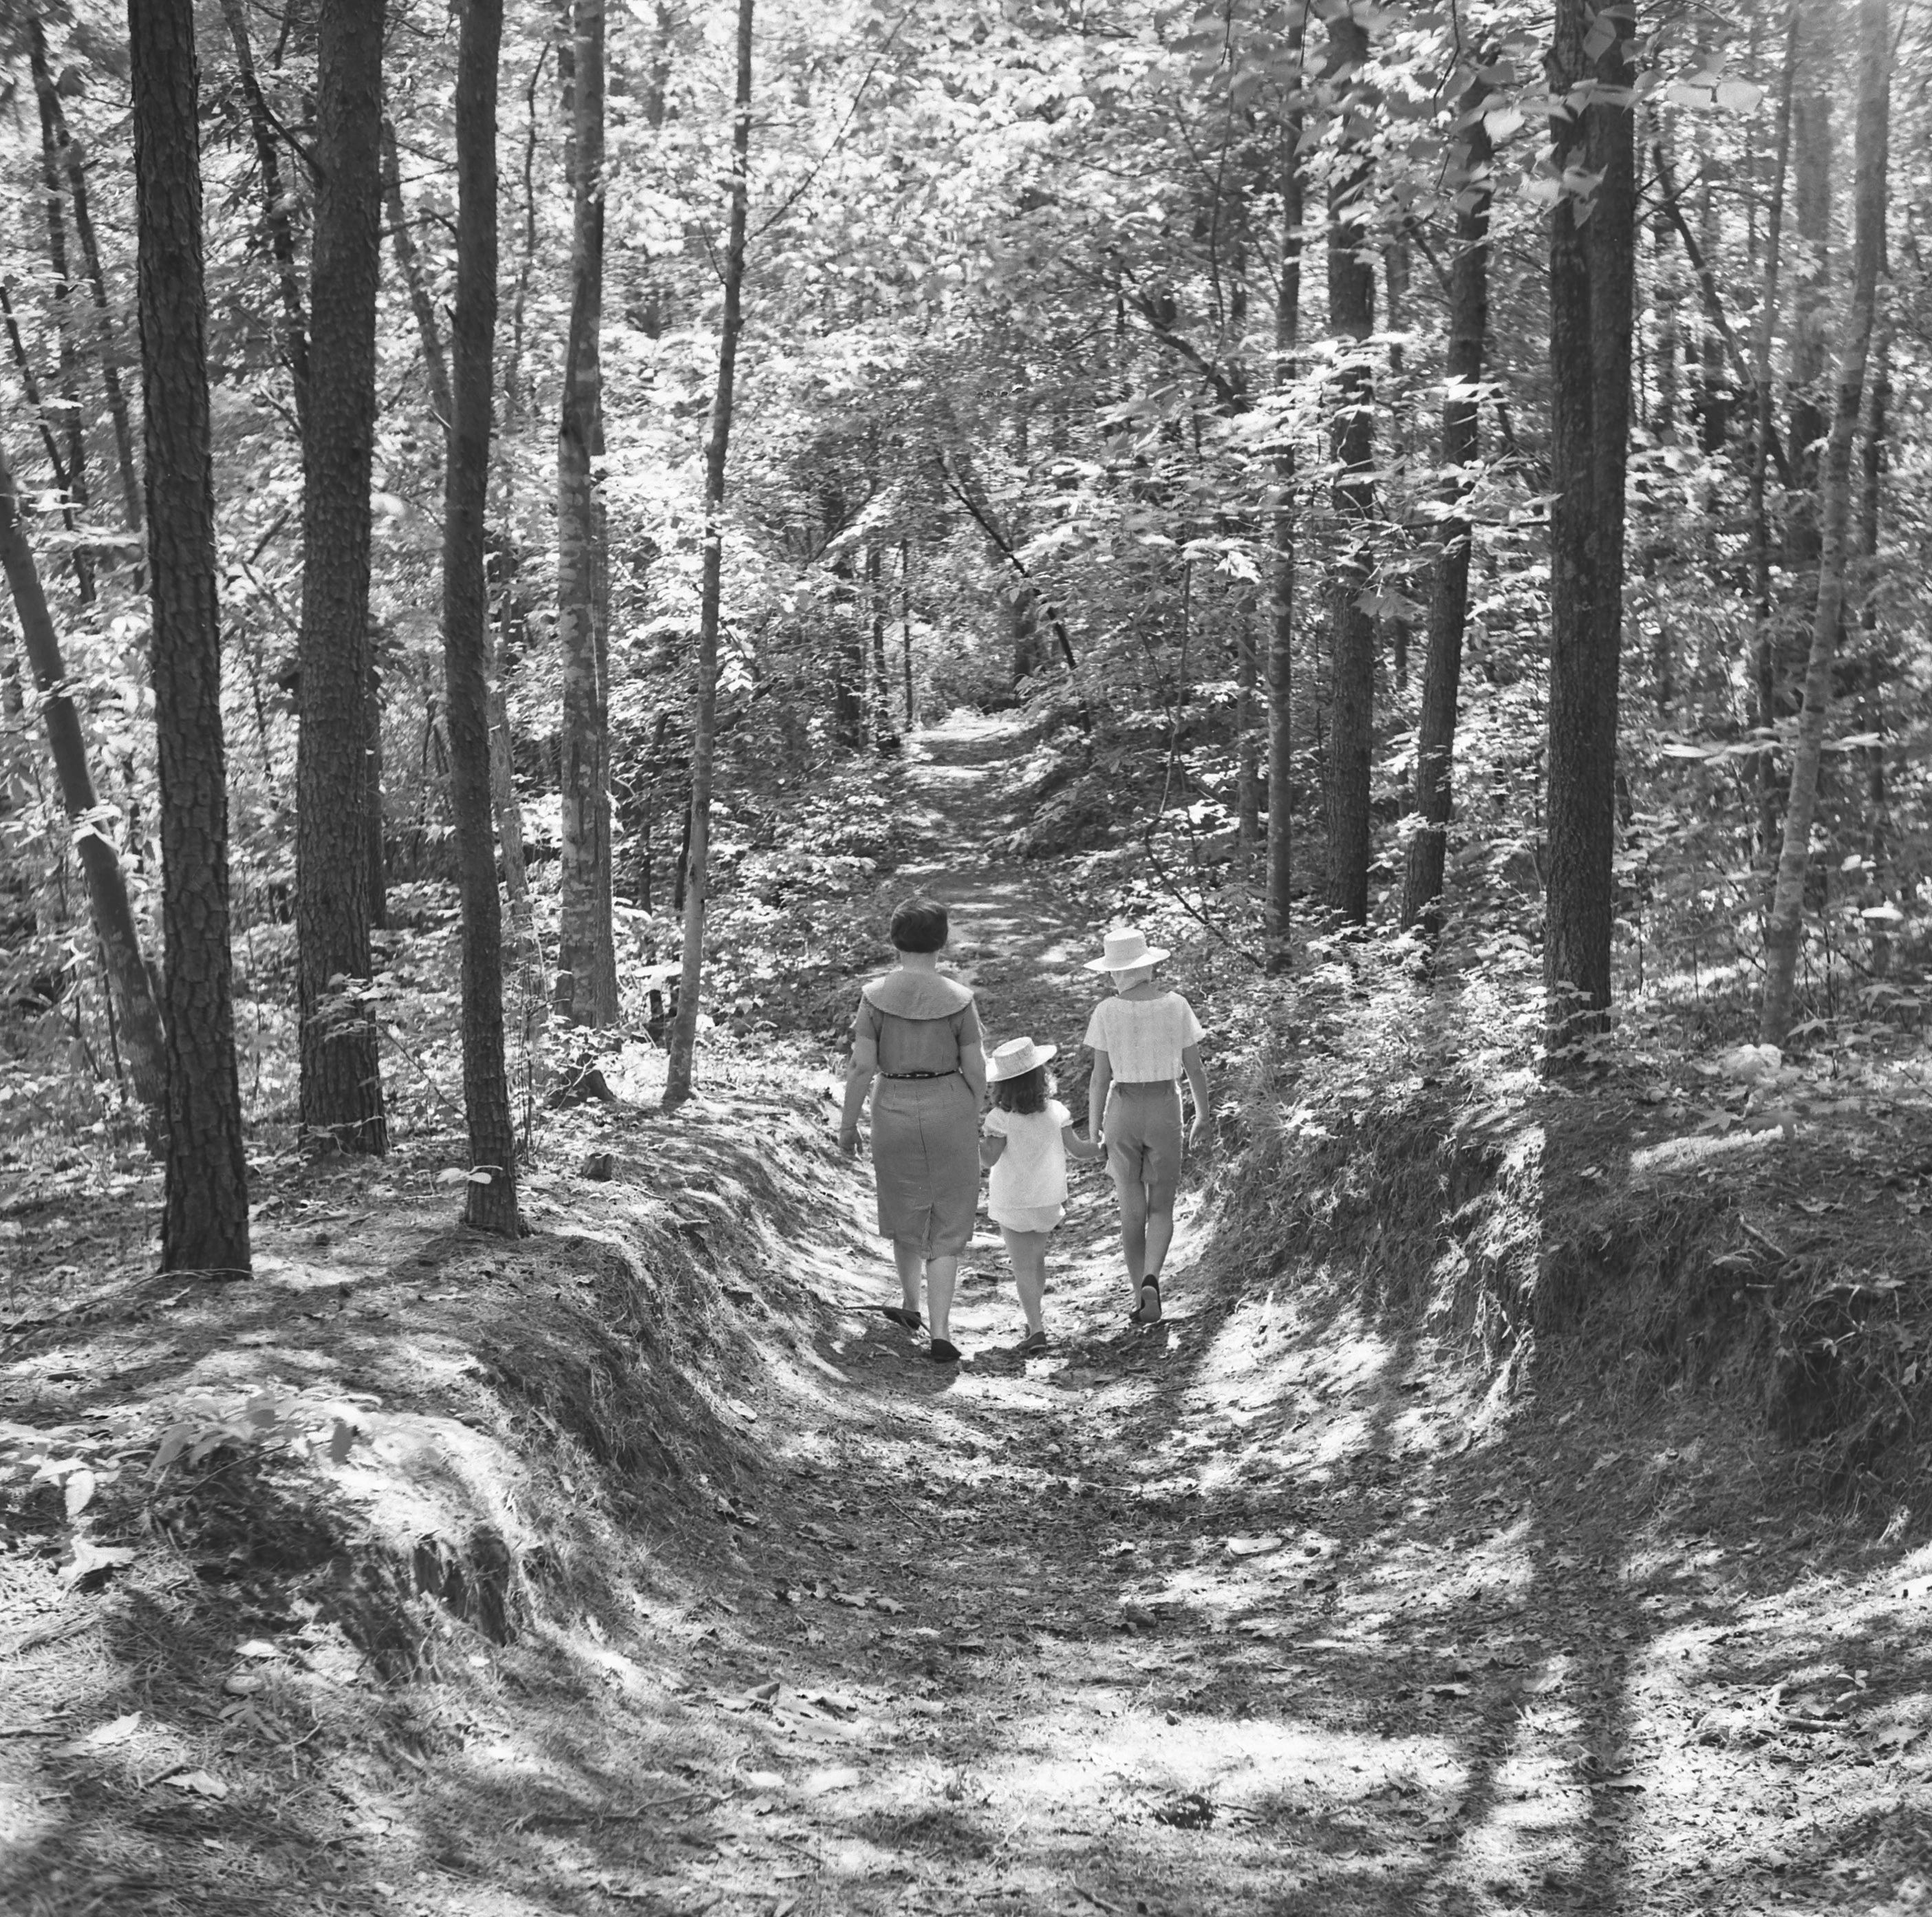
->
xmin=1083 ymin=992 xmax=1205 ymax=1084
xmin=984 ymin=1099 xmax=1072 ymax=1212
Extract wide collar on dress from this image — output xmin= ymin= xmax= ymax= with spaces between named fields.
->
xmin=861 ymin=968 xmax=975 ymax=1020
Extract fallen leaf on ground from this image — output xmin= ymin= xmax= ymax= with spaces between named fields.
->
xmin=800 ymin=1766 xmax=863 ymax=1795
xmin=163 ymin=1769 xmax=229 ymax=1798
xmin=56 ymin=1712 xmax=140 ymax=1755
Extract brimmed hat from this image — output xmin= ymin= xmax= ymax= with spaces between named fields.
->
xmin=986 ymin=1036 xmax=1058 ymax=1082
xmin=1084 ymin=927 xmax=1170 ymax=974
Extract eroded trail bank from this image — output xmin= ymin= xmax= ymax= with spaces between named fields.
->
xmin=3 ymin=716 xmax=1929 ymax=1917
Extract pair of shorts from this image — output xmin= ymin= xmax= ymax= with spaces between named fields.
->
xmin=990 ymin=1203 xmax=1064 ymax=1235
xmin=1104 ymin=1082 xmax=1183 ymax=1188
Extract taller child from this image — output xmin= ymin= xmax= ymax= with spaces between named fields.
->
xmin=1084 ymin=928 xmax=1210 ymax=1326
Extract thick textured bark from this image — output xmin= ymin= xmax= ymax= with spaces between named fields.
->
xmin=663 ymin=0 xmax=753 ymax=1111
xmin=380 ymin=117 xmax=453 ymax=425
xmin=1400 ymin=99 xmax=1492 ymax=937
xmin=130 ymin=0 xmax=251 ymax=1277
xmin=0 ymin=437 xmax=168 ymax=1114
xmin=26 ymin=12 xmax=94 ymax=603
xmin=297 ymin=0 xmax=388 ymax=1153
xmin=219 ymin=0 xmax=310 ymax=434
xmin=1321 ymin=10 xmax=1375 ymax=925
xmin=557 ymin=0 xmax=618 ymax=1028
xmin=29 ymin=11 xmax=141 ymax=535
xmin=1544 ymin=0 xmax=1637 ymax=1052
xmin=1263 ymin=30 xmax=1305 ymax=970
xmin=1761 ymin=0 xmax=1889 ymax=1049
xmin=442 ymin=0 xmax=519 ymax=1234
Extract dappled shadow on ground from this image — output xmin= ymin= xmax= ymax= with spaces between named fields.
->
xmin=6 ymin=714 xmax=1930 ymax=1914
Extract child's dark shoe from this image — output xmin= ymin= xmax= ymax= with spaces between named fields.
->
xmin=929 ymin=1339 xmax=961 ymax=1364
xmin=1129 ymin=1276 xmax=1162 ymax=1325
xmin=1020 ymin=1329 xmax=1050 ymax=1356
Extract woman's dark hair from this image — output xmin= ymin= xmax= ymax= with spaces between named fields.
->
xmin=890 ymin=896 xmax=948 ymax=954
xmin=991 ymin=1064 xmax=1047 ymax=1115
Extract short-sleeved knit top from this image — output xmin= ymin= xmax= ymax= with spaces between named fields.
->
xmin=1083 ymin=992 xmax=1205 ymax=1084
xmin=984 ymin=1098 xmax=1072 ymax=1212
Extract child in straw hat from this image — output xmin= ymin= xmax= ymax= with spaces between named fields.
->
xmin=1082 ymin=928 xmax=1211 ymax=1326
xmin=979 ymin=1037 xmax=1102 ymax=1355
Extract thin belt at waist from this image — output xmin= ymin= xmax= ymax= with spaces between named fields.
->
xmin=1111 ymin=1077 xmax=1179 ymax=1091
xmin=881 ymin=1068 xmax=957 ymax=1080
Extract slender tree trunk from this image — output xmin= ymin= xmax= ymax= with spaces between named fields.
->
xmin=130 ymin=0 xmax=251 ymax=1276
xmin=901 ymin=538 xmax=914 ymax=729
xmin=380 ymin=116 xmax=453 ymax=424
xmin=442 ymin=0 xmax=519 ymax=1233
xmin=1786 ymin=12 xmax=1833 ymax=556
xmin=868 ymin=544 xmax=890 ymax=742
xmin=1 ymin=282 xmax=78 ymax=511
xmin=663 ymin=0 xmax=753 ymax=1111
xmin=1750 ymin=7 xmax=1799 ymax=860
xmin=297 ymin=0 xmax=388 ymax=1153
xmin=1322 ymin=10 xmax=1375 ymax=925
xmin=0 ymin=437 xmax=167 ymax=1113
xmin=29 ymin=10 xmax=141 ymax=536
xmin=1263 ymin=32 xmax=1305 ymax=970
xmin=557 ymin=0 xmax=617 ymax=1028
xmin=219 ymin=0 xmax=310 ymax=435
xmin=1401 ymin=98 xmax=1492 ymax=937
xmin=1761 ymin=0 xmax=1889 ymax=1048
xmin=1544 ymin=0 xmax=1637 ymax=1053
xmin=27 ymin=12 xmax=94 ymax=604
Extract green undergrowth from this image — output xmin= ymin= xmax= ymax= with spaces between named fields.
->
xmin=1201 ymin=947 xmax=1932 ymax=1523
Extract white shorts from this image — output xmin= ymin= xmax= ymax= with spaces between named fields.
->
xmin=990 ymin=1203 xmax=1064 ymax=1235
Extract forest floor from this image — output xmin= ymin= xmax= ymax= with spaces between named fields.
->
xmin=3 ymin=714 xmax=1932 ymax=1916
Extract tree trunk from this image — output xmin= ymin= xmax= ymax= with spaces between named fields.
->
xmin=380 ymin=116 xmax=453 ymax=425
xmin=1263 ymin=30 xmax=1305 ymax=970
xmin=1750 ymin=6 xmax=1799 ymax=862
xmin=30 ymin=10 xmax=141 ymax=535
xmin=130 ymin=0 xmax=252 ymax=1277
xmin=0 ymin=436 xmax=168 ymax=1115
xmin=1761 ymin=0 xmax=1889 ymax=1049
xmin=901 ymin=538 xmax=914 ymax=729
xmin=1544 ymin=0 xmax=1637 ymax=1053
xmin=663 ymin=0 xmax=753 ymax=1111
xmin=219 ymin=0 xmax=310 ymax=435
xmin=868 ymin=544 xmax=891 ymax=742
xmin=1786 ymin=12 xmax=1833 ymax=559
xmin=297 ymin=0 xmax=388 ymax=1153
xmin=27 ymin=10 xmax=94 ymax=604
xmin=1321 ymin=10 xmax=1375 ymax=926
xmin=1400 ymin=96 xmax=1492 ymax=937
xmin=557 ymin=0 xmax=618 ymax=1029
xmin=441 ymin=0 xmax=519 ymax=1234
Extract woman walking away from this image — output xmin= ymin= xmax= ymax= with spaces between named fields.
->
xmin=1084 ymin=928 xmax=1211 ymax=1326
xmin=980 ymin=1037 xmax=1102 ymax=1355
xmin=840 ymin=897 xmax=987 ymax=1364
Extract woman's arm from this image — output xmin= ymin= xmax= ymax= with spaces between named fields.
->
xmin=1062 ymin=1124 xmax=1103 ymax=1161
xmin=1088 ymin=1047 xmax=1113 ymax=1144
xmin=958 ymin=1003 xmax=988 ymax=1106
xmin=1181 ymin=1041 xmax=1211 ymax=1148
xmin=979 ymin=1134 xmax=1008 ymax=1169
xmin=840 ymin=1018 xmax=879 ymax=1155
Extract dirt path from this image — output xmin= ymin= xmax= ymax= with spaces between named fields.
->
xmin=583 ymin=717 xmax=1930 ymax=1917
xmin=6 ymin=716 xmax=1926 ymax=1916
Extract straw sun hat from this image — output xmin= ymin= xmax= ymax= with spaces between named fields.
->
xmin=986 ymin=1036 xmax=1058 ymax=1083
xmin=1084 ymin=927 xmax=1171 ymax=974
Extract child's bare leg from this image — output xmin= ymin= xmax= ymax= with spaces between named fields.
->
xmin=926 ymin=1254 xmax=959 ymax=1342
xmin=1000 ymin=1228 xmax=1049 ymax=1334
xmin=1112 ymin=1170 xmax=1148 ymax=1292
xmin=891 ymin=1239 xmax=923 ymax=1316
xmin=1143 ymin=1180 xmax=1179 ymax=1278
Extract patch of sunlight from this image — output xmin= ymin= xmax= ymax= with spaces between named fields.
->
xmin=1629 ymin=1126 xmax=1780 ymax=1177
xmin=1456 ymin=1676 xmax=1589 ymax=1884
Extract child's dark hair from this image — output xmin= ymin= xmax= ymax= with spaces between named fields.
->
xmin=991 ymin=1065 xmax=1047 ymax=1115
xmin=890 ymin=895 xmax=947 ymax=954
